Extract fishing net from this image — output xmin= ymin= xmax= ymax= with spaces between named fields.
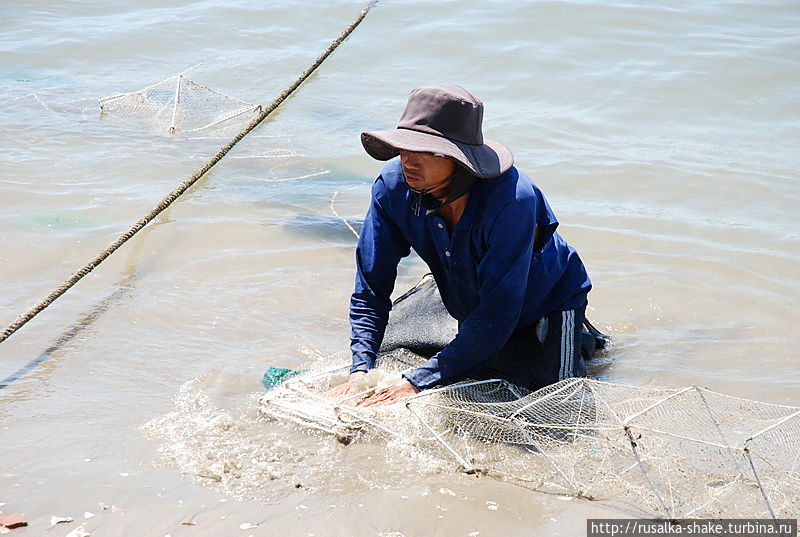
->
xmin=99 ymin=74 xmax=262 ymax=135
xmin=259 ymin=277 xmax=800 ymax=519
xmin=407 ymin=378 xmax=800 ymax=519
xmin=260 ymin=359 xmax=800 ymax=519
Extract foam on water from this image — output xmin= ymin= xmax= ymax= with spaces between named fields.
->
xmin=142 ymin=367 xmax=449 ymax=503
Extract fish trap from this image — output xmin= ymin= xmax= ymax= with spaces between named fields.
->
xmin=260 ymin=361 xmax=800 ymax=519
xmin=99 ymin=74 xmax=262 ymax=135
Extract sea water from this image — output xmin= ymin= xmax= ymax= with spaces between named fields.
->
xmin=1 ymin=0 xmax=798 ymax=535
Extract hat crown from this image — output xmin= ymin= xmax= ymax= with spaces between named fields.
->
xmin=397 ymin=84 xmax=484 ymax=146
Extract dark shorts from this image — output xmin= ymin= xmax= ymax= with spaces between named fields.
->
xmin=478 ymin=304 xmax=589 ymax=392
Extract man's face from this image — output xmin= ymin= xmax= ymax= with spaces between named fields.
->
xmin=399 ymin=151 xmax=456 ymax=198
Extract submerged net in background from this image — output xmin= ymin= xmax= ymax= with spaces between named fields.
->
xmin=99 ymin=74 xmax=262 ymax=135
xmin=259 ymin=276 xmax=800 ymax=520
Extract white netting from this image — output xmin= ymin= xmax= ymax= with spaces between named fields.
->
xmin=99 ymin=74 xmax=262 ymax=135
xmin=259 ymin=356 xmax=800 ymax=519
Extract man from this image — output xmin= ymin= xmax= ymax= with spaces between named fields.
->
xmin=332 ymin=84 xmax=593 ymax=406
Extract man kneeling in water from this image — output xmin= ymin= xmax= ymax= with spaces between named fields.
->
xmin=330 ymin=84 xmax=593 ymax=406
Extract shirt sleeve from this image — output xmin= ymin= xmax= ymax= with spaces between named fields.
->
xmin=349 ymin=178 xmax=411 ymax=374
xmin=402 ymin=198 xmax=538 ymax=390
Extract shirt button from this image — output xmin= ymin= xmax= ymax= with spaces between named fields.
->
xmin=445 ymin=250 xmax=451 ymax=257
xmin=437 ymin=223 xmax=444 ymax=229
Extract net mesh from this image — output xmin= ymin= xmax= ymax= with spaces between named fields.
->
xmin=99 ymin=74 xmax=262 ymax=135
xmin=259 ymin=358 xmax=800 ymax=519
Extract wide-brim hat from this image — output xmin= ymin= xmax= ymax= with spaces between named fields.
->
xmin=361 ymin=84 xmax=513 ymax=179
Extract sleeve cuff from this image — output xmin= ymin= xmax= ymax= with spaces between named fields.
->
xmin=402 ymin=369 xmax=435 ymax=391
xmin=350 ymin=363 xmax=370 ymax=375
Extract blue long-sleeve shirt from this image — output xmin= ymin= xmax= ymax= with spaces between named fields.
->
xmin=349 ymin=158 xmax=591 ymax=390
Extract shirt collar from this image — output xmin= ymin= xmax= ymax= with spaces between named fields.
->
xmin=454 ymin=180 xmax=483 ymax=231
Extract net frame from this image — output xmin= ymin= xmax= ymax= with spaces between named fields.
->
xmin=259 ymin=364 xmax=800 ymax=519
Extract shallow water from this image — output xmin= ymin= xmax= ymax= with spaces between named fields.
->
xmin=1 ymin=0 xmax=799 ymax=535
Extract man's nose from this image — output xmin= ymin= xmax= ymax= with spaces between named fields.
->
xmin=400 ymin=151 xmax=419 ymax=166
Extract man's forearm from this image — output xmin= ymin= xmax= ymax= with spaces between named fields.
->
xmin=349 ymin=293 xmax=390 ymax=372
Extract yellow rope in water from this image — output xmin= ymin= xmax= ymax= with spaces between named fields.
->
xmin=0 ymin=0 xmax=378 ymax=345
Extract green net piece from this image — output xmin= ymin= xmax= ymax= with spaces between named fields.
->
xmin=262 ymin=366 xmax=306 ymax=390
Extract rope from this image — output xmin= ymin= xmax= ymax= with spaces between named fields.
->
xmin=1 ymin=207 xmax=152 ymax=390
xmin=330 ymin=190 xmax=361 ymax=240
xmin=0 ymin=0 xmax=378 ymax=345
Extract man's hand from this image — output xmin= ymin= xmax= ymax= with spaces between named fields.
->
xmin=356 ymin=378 xmax=420 ymax=407
xmin=325 ymin=371 xmax=367 ymax=399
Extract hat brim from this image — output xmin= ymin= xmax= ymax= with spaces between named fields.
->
xmin=361 ymin=128 xmax=513 ymax=179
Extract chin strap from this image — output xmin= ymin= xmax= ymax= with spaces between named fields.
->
xmin=408 ymin=167 xmax=477 ymax=217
